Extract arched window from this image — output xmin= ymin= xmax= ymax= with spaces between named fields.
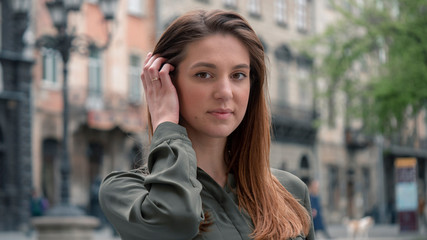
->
xmin=0 ymin=123 xmax=6 ymax=190
xmin=275 ymin=44 xmax=293 ymax=105
xmin=296 ymin=55 xmax=313 ymax=108
xmin=300 ymin=155 xmax=310 ymax=184
xmin=128 ymin=54 xmax=142 ymax=104
xmin=42 ymin=138 xmax=60 ymax=205
xmin=0 ymin=63 xmax=3 ymax=92
xmin=87 ymin=142 xmax=103 ymax=182
xmin=300 ymin=155 xmax=310 ymax=169
xmin=275 ymin=44 xmax=292 ymax=62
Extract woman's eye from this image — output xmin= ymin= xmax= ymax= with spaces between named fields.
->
xmin=231 ymin=72 xmax=247 ymax=80
xmin=195 ymin=72 xmax=213 ymax=79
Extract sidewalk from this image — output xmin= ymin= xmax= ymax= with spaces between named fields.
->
xmin=0 ymin=227 xmax=119 ymax=240
xmin=318 ymin=224 xmax=426 ymax=240
xmin=0 ymin=224 xmax=425 ymax=240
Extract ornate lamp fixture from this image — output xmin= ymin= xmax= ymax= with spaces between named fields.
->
xmin=36 ymin=0 xmax=117 ymax=216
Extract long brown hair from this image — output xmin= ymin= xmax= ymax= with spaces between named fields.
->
xmin=148 ymin=9 xmax=310 ymax=239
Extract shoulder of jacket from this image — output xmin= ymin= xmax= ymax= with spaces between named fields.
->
xmin=270 ymin=168 xmax=307 ymax=199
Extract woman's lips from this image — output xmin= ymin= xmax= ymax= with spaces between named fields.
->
xmin=208 ymin=109 xmax=233 ymax=119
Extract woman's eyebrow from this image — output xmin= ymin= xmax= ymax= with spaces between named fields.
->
xmin=191 ymin=62 xmax=216 ymax=69
xmin=232 ymin=64 xmax=250 ymax=70
xmin=191 ymin=62 xmax=250 ymax=70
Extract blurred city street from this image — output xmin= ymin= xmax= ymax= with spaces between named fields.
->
xmin=1 ymin=0 xmax=427 ymax=239
xmin=0 ymin=224 xmax=426 ymax=240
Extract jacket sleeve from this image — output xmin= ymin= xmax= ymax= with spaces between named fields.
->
xmin=302 ymin=182 xmax=315 ymax=240
xmin=99 ymin=122 xmax=203 ymax=240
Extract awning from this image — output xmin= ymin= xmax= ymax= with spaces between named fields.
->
xmin=385 ymin=144 xmax=427 ymax=159
xmin=87 ymin=109 xmax=145 ymax=133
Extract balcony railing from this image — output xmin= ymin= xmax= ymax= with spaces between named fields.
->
xmin=271 ymin=103 xmax=318 ymax=145
xmin=345 ymin=127 xmax=371 ymax=150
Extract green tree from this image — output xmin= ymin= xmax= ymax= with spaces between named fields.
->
xmin=306 ymin=0 xmax=427 ymax=138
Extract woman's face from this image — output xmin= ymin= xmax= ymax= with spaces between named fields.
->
xmin=175 ymin=33 xmax=251 ymax=141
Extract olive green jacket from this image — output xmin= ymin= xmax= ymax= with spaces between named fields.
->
xmin=99 ymin=122 xmax=315 ymax=240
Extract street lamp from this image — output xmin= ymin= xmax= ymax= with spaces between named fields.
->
xmin=10 ymin=0 xmax=31 ymax=15
xmin=100 ymin=0 xmax=119 ymax=20
xmin=36 ymin=0 xmax=117 ymax=216
xmin=10 ymin=0 xmax=31 ymax=52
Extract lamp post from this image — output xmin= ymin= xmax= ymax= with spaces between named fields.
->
xmin=35 ymin=0 xmax=117 ymax=216
xmin=4 ymin=0 xmax=32 ymax=231
xmin=32 ymin=1 xmax=117 ymax=239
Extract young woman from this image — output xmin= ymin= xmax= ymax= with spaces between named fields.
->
xmin=99 ymin=9 xmax=314 ymax=240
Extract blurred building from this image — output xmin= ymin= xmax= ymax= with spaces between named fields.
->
xmin=156 ymin=0 xmax=427 ymax=226
xmin=31 ymin=0 xmax=156 ymax=215
xmin=314 ymin=0 xmax=379 ymax=223
xmin=314 ymin=0 xmax=427 ymax=225
xmin=20 ymin=0 xmax=427 ymax=231
xmin=0 ymin=0 xmax=33 ymax=231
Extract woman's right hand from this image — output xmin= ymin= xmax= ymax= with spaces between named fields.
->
xmin=141 ymin=52 xmax=179 ymax=131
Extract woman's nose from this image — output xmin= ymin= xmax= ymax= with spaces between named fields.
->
xmin=213 ymin=76 xmax=233 ymax=101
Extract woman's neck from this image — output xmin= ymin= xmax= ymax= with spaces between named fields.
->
xmin=190 ymin=136 xmax=228 ymax=187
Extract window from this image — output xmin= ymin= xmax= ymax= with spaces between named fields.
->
xmin=297 ymin=57 xmax=312 ymax=108
xmin=0 ymin=125 xmax=5 ymax=191
xmin=327 ymin=92 xmax=336 ymax=128
xmin=0 ymin=64 xmax=3 ymax=92
xmin=377 ymin=37 xmax=387 ymax=63
xmin=128 ymin=54 xmax=142 ymax=104
xmin=299 ymin=155 xmax=310 ymax=184
xmin=128 ymin=0 xmax=145 ymax=16
xmin=88 ymin=48 xmax=102 ymax=98
xmin=275 ymin=44 xmax=292 ymax=105
xmin=275 ymin=0 xmax=287 ymax=25
xmin=277 ymin=61 xmax=289 ymax=105
xmin=87 ymin=142 xmax=103 ymax=183
xmin=223 ymin=0 xmax=237 ymax=9
xmin=327 ymin=165 xmax=340 ymax=211
xmin=248 ymin=0 xmax=261 ymax=17
xmin=296 ymin=0 xmax=308 ymax=31
xmin=42 ymin=48 xmax=60 ymax=86
xmin=297 ymin=65 xmax=310 ymax=108
xmin=42 ymin=139 xmax=59 ymax=205
xmin=362 ymin=167 xmax=371 ymax=211
xmin=86 ymin=0 xmax=99 ymax=4
xmin=376 ymin=0 xmax=384 ymax=10
xmin=391 ymin=0 xmax=399 ymax=18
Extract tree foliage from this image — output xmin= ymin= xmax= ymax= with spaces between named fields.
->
xmin=305 ymin=0 xmax=427 ymax=135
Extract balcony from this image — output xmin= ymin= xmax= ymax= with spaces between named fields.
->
xmin=67 ymin=88 xmax=146 ymax=133
xmin=271 ymin=103 xmax=318 ymax=145
xmin=345 ymin=127 xmax=371 ymax=150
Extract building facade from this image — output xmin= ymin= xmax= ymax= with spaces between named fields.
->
xmin=31 ymin=0 xmax=156 ymax=219
xmin=314 ymin=0 xmax=427 ymax=224
xmin=24 ymin=0 xmax=427 ymax=230
xmin=156 ymin=0 xmax=427 ymax=225
xmin=0 ymin=0 xmax=33 ymax=231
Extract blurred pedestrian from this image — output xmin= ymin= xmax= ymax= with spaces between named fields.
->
xmin=30 ymin=189 xmax=49 ymax=217
xmin=309 ymin=179 xmax=332 ymax=239
xmin=99 ymin=9 xmax=314 ymax=240
xmin=89 ymin=176 xmax=103 ymax=226
xmin=418 ymin=195 xmax=427 ymax=232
